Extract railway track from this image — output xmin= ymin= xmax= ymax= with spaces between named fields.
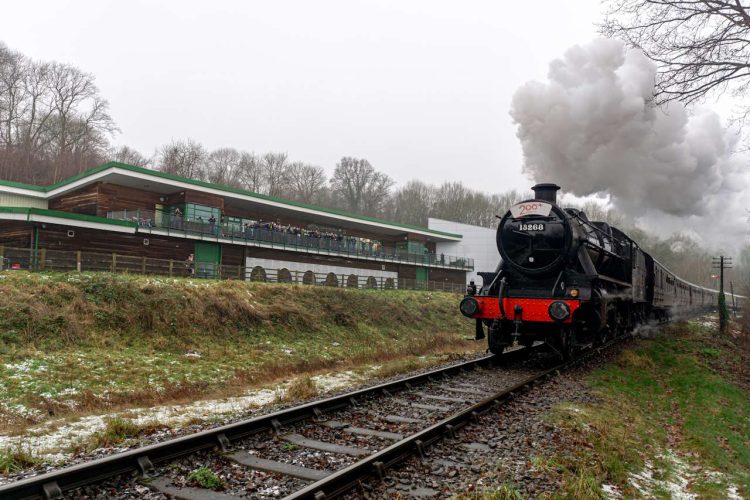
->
xmin=0 ymin=342 xmax=615 ymax=500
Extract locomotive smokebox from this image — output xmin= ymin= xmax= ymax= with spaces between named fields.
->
xmin=532 ymin=183 xmax=561 ymax=204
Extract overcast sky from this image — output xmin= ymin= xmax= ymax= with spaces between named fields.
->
xmin=1 ymin=0 xmax=602 ymax=194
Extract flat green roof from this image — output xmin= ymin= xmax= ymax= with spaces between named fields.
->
xmin=0 ymin=207 xmax=137 ymax=228
xmin=0 ymin=162 xmax=462 ymax=239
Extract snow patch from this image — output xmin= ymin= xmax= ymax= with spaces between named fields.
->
xmin=629 ymin=450 xmax=741 ymax=499
xmin=0 ymin=369 xmax=369 ymax=462
xmin=601 ymin=483 xmax=621 ymax=499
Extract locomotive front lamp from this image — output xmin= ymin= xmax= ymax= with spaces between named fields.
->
xmin=460 ymin=297 xmax=479 ymax=317
xmin=569 ymin=288 xmax=579 ymax=298
xmin=548 ymin=301 xmax=570 ymax=321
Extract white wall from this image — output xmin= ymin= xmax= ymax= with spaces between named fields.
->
xmin=428 ymin=218 xmax=499 ymax=285
xmin=0 ymin=192 xmax=48 ymax=209
xmin=244 ymin=256 xmax=397 ymax=286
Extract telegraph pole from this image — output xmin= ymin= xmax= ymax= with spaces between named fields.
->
xmin=712 ymin=256 xmax=732 ymax=333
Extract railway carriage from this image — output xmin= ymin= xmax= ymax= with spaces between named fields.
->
xmin=460 ymin=183 xmax=729 ymax=358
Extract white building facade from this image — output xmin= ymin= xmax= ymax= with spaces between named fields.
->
xmin=428 ymin=218 xmax=499 ymax=286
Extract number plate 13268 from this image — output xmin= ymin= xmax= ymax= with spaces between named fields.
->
xmin=520 ymin=223 xmax=545 ymax=231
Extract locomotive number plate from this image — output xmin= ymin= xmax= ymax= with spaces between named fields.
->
xmin=519 ymin=223 xmax=545 ymax=231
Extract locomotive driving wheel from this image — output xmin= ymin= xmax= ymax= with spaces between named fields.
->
xmin=560 ymin=326 xmax=576 ymax=361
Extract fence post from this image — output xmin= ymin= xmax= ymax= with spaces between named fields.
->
xmin=40 ymin=248 xmax=46 ymax=271
xmin=111 ymin=253 xmax=116 ymax=273
xmin=169 ymin=259 xmax=173 ymax=277
xmin=142 ymin=257 xmax=146 ymax=274
xmin=76 ymin=251 xmax=81 ymax=272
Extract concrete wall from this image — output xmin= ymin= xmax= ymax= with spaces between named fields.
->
xmin=428 ymin=218 xmax=499 ymax=285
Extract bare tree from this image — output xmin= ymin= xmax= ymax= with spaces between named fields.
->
xmin=205 ymin=147 xmax=242 ymax=187
xmin=110 ymin=145 xmax=150 ymax=167
xmin=330 ymin=156 xmax=394 ymax=216
xmin=287 ymin=161 xmax=327 ymax=203
xmin=601 ymin=0 xmax=750 ymax=111
xmin=389 ymin=180 xmax=436 ymax=226
xmin=47 ymin=62 xmax=115 ymax=181
xmin=157 ymin=139 xmax=206 ymax=179
xmin=261 ymin=152 xmax=290 ymax=197
xmin=237 ymin=151 xmax=264 ymax=193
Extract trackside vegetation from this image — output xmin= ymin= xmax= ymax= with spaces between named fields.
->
xmin=0 ymin=271 xmax=473 ymax=432
xmin=542 ymin=318 xmax=750 ymax=498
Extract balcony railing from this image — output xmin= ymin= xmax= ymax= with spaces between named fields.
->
xmin=105 ymin=208 xmax=474 ymax=271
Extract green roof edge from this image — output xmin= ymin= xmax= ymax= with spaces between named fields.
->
xmin=0 ymin=206 xmax=137 ymax=228
xmin=0 ymin=178 xmax=47 ymax=192
xmin=18 ymin=161 xmax=462 ymax=239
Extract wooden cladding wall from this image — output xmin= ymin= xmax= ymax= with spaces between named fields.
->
xmin=221 ymin=244 xmax=245 ymax=266
xmin=185 ymin=190 xmax=224 ymax=210
xmin=0 ymin=222 xmax=32 ymax=247
xmin=96 ymin=183 xmax=163 ymax=216
xmin=48 ymin=184 xmax=99 ymax=215
xmin=38 ymin=225 xmax=194 ymax=261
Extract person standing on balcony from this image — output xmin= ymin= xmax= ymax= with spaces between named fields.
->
xmin=174 ymin=207 xmax=183 ymax=229
xmin=209 ymin=214 xmax=217 ymax=235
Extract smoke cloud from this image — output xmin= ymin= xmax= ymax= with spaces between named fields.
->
xmin=510 ymin=39 xmax=745 ymax=226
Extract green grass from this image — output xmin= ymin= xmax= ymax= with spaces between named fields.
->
xmin=0 ymin=271 xmax=475 ymax=431
xmin=186 ymin=466 xmax=224 ymax=490
xmin=546 ymin=319 xmax=750 ymax=497
xmin=0 ymin=446 xmax=40 ymax=473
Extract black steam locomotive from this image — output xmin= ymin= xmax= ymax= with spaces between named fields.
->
xmin=460 ymin=183 xmax=728 ymax=358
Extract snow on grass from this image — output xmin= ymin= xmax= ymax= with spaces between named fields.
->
xmin=0 ymin=369 xmax=369 ymax=462
xmin=628 ymin=450 xmax=742 ymax=500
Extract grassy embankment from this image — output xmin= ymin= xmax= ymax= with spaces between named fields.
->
xmin=0 ymin=271 xmax=475 ymax=433
xmin=536 ymin=318 xmax=750 ymax=498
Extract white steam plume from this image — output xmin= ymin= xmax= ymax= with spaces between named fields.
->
xmin=510 ymin=38 xmax=744 ymax=223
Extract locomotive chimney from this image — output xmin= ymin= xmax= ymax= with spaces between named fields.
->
xmin=532 ymin=183 xmax=561 ymax=204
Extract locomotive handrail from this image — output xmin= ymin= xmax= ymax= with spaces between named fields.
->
xmin=570 ymin=212 xmax=629 ymax=248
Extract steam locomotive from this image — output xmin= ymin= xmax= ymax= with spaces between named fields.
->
xmin=460 ymin=183 xmax=731 ymax=358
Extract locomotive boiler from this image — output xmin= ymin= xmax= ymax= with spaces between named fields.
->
xmin=460 ymin=183 xmax=722 ymax=358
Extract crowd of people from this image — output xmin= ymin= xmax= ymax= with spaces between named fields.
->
xmin=237 ymin=220 xmax=383 ymax=254
xmin=112 ymin=207 xmax=455 ymax=264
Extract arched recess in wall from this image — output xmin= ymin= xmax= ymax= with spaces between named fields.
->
xmin=302 ymin=270 xmax=316 ymax=285
xmin=325 ymin=272 xmax=339 ymax=287
xmin=366 ymin=276 xmax=378 ymax=289
xmin=384 ymin=277 xmax=395 ymax=289
xmin=346 ymin=274 xmax=358 ymax=288
xmin=250 ymin=266 xmax=266 ymax=282
xmin=278 ymin=268 xmax=293 ymax=283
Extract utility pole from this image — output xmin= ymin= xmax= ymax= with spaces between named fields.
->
xmin=730 ymin=281 xmax=737 ymax=318
xmin=712 ymin=256 xmax=732 ymax=333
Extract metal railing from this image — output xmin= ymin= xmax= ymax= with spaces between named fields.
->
xmin=0 ymin=246 xmax=466 ymax=293
xmin=105 ymin=208 xmax=474 ymax=271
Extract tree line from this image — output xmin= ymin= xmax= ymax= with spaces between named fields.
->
xmin=0 ymin=42 xmax=115 ymax=185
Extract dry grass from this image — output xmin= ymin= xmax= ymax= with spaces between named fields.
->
xmin=277 ymin=376 xmax=319 ymax=403
xmin=72 ymin=418 xmax=167 ymax=454
xmin=0 ymin=272 xmax=478 ymax=433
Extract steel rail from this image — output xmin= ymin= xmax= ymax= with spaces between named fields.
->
xmin=0 ymin=354 xmax=502 ymax=500
xmin=286 ymin=341 xmax=612 ymax=500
